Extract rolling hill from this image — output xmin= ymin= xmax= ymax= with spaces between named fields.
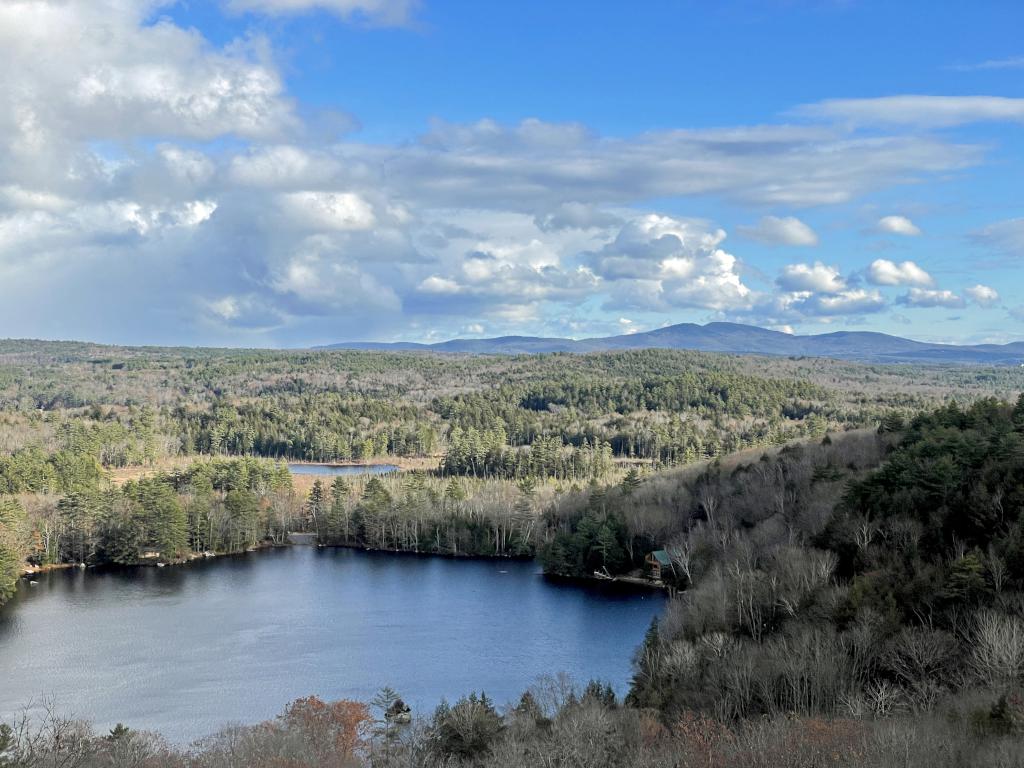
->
xmin=320 ymin=322 xmax=1024 ymax=365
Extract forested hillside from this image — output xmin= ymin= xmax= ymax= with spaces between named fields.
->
xmin=5 ymin=350 xmax=1024 ymax=764
xmin=1 ymin=341 xmax=1023 ymax=604
xmin=9 ymin=399 xmax=1024 ymax=767
xmin=619 ymin=397 xmax=1024 ymax=727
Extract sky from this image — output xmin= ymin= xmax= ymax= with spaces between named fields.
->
xmin=1 ymin=0 xmax=1024 ymax=348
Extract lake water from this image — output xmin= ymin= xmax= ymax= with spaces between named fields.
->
xmin=0 ymin=548 xmax=664 ymax=743
xmin=287 ymin=463 xmax=400 ymax=476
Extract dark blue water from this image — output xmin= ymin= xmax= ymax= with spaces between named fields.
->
xmin=0 ymin=548 xmax=664 ymax=743
xmin=287 ymin=463 xmax=399 ymax=476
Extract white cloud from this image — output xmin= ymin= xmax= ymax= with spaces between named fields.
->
xmin=973 ymin=218 xmax=1024 ymax=256
xmin=158 ymin=145 xmax=216 ymax=187
xmin=897 ymin=288 xmax=965 ymax=309
xmin=535 ymin=202 xmax=623 ymax=232
xmin=0 ymin=0 xmax=296 ymax=153
xmin=813 ymin=289 xmax=886 ymax=315
xmin=269 ymin=236 xmax=401 ymax=312
xmin=0 ymin=185 xmax=72 ymax=213
xmin=777 ymin=262 xmax=846 ymax=293
xmin=366 ymin=119 xmax=979 ymax=210
xmin=226 ymin=0 xmax=417 ymax=25
xmin=617 ymin=318 xmax=640 ymax=335
xmin=230 ymin=146 xmax=336 ymax=187
xmin=867 ymin=259 xmax=934 ymax=287
xmin=207 ymin=295 xmax=243 ymax=321
xmin=277 ymin=191 xmax=376 ymax=231
xmin=418 ymin=276 xmax=462 ymax=294
xmin=877 ymin=215 xmax=922 ymax=236
xmin=800 ymin=95 xmax=1024 ymax=128
xmin=738 ymin=215 xmax=819 ymax=246
xmin=0 ymin=2 xmax=1009 ymax=345
xmin=965 ymin=284 xmax=1000 ymax=306
xmin=777 ymin=288 xmax=886 ymax=317
xmin=587 ymin=214 xmax=752 ymax=312
xmin=949 ymin=57 xmax=1024 ymax=72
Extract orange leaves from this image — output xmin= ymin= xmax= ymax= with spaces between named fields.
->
xmin=280 ymin=696 xmax=372 ymax=766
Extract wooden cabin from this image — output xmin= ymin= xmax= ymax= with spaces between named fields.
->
xmin=646 ymin=549 xmax=673 ymax=581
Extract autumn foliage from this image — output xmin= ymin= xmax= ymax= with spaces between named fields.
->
xmin=278 ymin=696 xmax=372 ymax=767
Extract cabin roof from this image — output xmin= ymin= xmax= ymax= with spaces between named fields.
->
xmin=650 ymin=549 xmax=671 ymax=566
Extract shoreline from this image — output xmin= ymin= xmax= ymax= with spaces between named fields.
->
xmin=108 ymin=455 xmax=441 ymax=486
xmin=18 ymin=538 xmax=669 ymax=593
xmin=542 ymin=570 xmax=670 ymax=593
xmin=283 ymin=456 xmax=439 ymax=471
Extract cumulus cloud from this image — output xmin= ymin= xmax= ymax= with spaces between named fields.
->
xmin=418 ymin=276 xmax=461 ymax=295
xmin=229 ymin=146 xmax=339 ymax=187
xmin=965 ymin=284 xmax=1000 ymax=306
xmin=738 ymin=215 xmax=819 ymax=246
xmin=897 ymin=288 xmax=965 ymax=308
xmin=867 ymin=259 xmax=934 ymax=287
xmin=584 ymin=215 xmax=752 ymax=312
xmin=777 ymin=262 xmax=846 ymax=293
xmin=277 ymin=191 xmax=376 ymax=231
xmin=0 ymin=1 xmax=1009 ymax=344
xmin=804 ymin=289 xmax=886 ymax=316
xmin=774 ymin=288 xmax=886 ymax=318
xmin=0 ymin=0 xmax=296 ymax=156
xmin=877 ymin=215 xmax=922 ymax=236
xmin=269 ymin=236 xmax=401 ymax=313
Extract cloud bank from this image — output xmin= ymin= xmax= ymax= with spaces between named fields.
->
xmin=0 ymin=0 xmax=1012 ymax=345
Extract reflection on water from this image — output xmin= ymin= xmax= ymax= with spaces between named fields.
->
xmin=287 ymin=463 xmax=399 ymax=476
xmin=0 ymin=547 xmax=664 ymax=743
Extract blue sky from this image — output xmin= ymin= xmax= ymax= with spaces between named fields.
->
xmin=1 ymin=0 xmax=1023 ymax=346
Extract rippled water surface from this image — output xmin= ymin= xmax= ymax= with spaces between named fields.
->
xmin=0 ymin=547 xmax=664 ymax=742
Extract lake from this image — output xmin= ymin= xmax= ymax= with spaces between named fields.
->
xmin=287 ymin=463 xmax=400 ymax=476
xmin=0 ymin=547 xmax=664 ymax=743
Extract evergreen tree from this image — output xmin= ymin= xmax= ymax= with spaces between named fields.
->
xmin=306 ymin=479 xmax=325 ymax=535
xmin=0 ymin=497 xmax=26 ymax=605
xmin=621 ymin=468 xmax=641 ymax=496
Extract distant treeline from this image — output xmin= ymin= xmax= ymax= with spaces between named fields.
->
xmin=3 ymin=344 xmax=1019 ymax=487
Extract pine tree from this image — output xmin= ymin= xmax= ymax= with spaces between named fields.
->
xmin=443 ymin=478 xmax=466 ymax=505
xmin=621 ymin=467 xmax=641 ymax=496
xmin=625 ymin=617 xmax=664 ymax=709
xmin=325 ymin=477 xmax=352 ymax=543
xmin=1013 ymin=394 xmax=1024 ymax=430
xmin=306 ymin=479 xmax=325 ymax=535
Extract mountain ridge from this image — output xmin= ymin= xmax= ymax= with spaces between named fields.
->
xmin=318 ymin=321 xmax=1024 ymax=365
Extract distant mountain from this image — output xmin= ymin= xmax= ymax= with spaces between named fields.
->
xmin=319 ymin=322 xmax=1024 ymax=365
